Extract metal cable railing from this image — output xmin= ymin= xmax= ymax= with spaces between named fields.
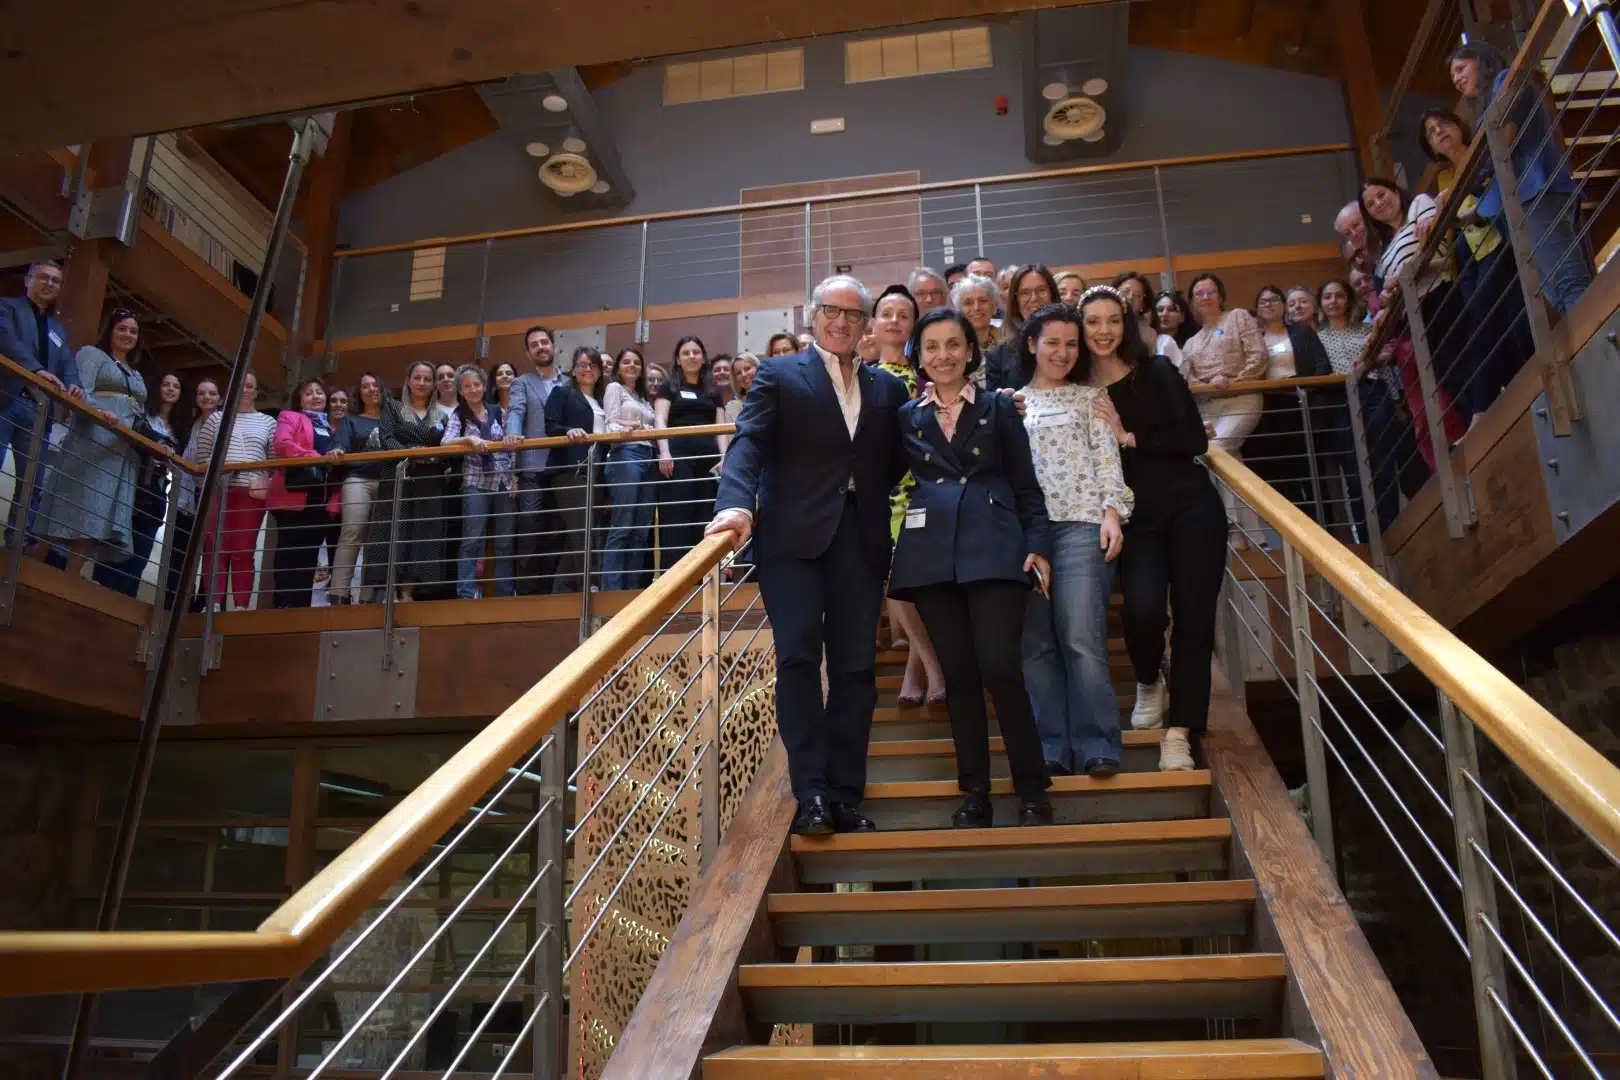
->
xmin=1207 ymin=444 xmax=1620 ymax=1080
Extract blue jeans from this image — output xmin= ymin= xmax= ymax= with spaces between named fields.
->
xmin=457 ymin=487 xmax=515 ymax=600
xmin=602 ymin=443 xmax=655 ymax=591
xmin=1021 ymin=521 xmax=1121 ymax=771
xmin=0 ymin=393 xmax=46 ymax=547
xmin=1523 ymin=188 xmax=1593 ymax=315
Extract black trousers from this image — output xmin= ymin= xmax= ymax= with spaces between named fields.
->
xmin=273 ymin=503 xmax=336 ymax=608
xmin=911 ymin=579 xmax=1049 ymax=801
xmin=516 ymin=467 xmax=563 ymax=594
xmin=755 ymin=500 xmax=884 ymax=806
xmin=1118 ymin=483 xmax=1227 ymax=734
xmin=657 ymin=438 xmax=718 ymax=571
xmin=1248 ymin=391 xmax=1314 ymax=517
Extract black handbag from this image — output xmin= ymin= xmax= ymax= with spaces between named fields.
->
xmin=285 ymin=463 xmax=327 ymax=492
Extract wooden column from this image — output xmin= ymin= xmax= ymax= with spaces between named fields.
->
xmin=1328 ymin=0 xmax=1387 ymax=178
xmin=295 ymin=111 xmax=353 ymax=355
xmin=56 ymin=138 xmax=133 ymax=347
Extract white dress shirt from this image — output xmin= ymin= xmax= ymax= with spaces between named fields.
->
xmin=816 ymin=343 xmax=861 ymax=438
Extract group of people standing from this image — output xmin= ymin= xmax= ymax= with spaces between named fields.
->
xmin=709 ymin=270 xmax=1222 ymax=834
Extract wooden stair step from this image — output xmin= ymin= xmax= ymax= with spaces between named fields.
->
xmin=767 ymin=878 xmax=1257 ymax=947
xmin=878 ymin=660 xmax=1133 ymax=690
xmin=865 ymin=731 xmax=1161 ymax=780
xmin=704 ymin=1037 xmax=1326 ymax=1079
xmin=860 ymin=770 xmax=1211 ymax=830
xmin=791 ymin=817 xmax=1231 ymax=883
xmin=869 ymin=696 xmax=1138 ymax=740
xmin=737 ymin=954 xmax=1288 ymax=1025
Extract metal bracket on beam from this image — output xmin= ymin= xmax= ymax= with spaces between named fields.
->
xmin=154 ymin=638 xmax=205 ymax=727
xmin=68 ymin=186 xmax=138 ymax=244
xmin=314 ymin=628 xmax=420 ymax=722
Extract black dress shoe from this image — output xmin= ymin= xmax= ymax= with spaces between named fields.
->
xmin=1045 ymin=759 xmax=1071 ymax=777
xmin=831 ymin=803 xmax=877 ymax=833
xmin=1083 ymin=757 xmax=1119 ymax=779
xmin=791 ymin=795 xmax=836 ymax=836
xmin=952 ymin=793 xmax=994 ymax=829
xmin=1018 ymin=798 xmax=1055 ymax=827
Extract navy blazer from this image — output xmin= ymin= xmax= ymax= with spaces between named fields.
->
xmin=543 ymin=384 xmax=600 ymax=469
xmin=0 ymin=295 xmax=79 ymax=404
xmin=888 ymin=388 xmax=1052 ymax=599
xmin=715 ymin=346 xmax=908 ymax=574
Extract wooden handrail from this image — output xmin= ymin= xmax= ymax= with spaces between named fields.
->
xmin=335 ymin=144 xmax=1353 ymax=258
xmin=0 ymin=531 xmax=741 ymax=996
xmin=1186 ymin=373 xmax=1348 ymax=396
xmin=226 ymin=422 xmax=738 ymax=472
xmin=0 ymin=353 xmax=201 ymax=472
xmin=1206 ymin=445 xmax=1620 ymax=860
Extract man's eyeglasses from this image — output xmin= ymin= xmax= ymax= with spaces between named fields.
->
xmin=816 ymin=304 xmax=868 ymax=324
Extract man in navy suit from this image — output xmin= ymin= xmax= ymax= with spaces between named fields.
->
xmin=0 ymin=260 xmax=83 ymax=545
xmin=706 ymin=275 xmax=909 ymax=835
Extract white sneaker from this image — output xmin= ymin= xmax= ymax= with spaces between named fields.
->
xmin=1160 ymin=728 xmax=1195 ymax=772
xmin=1130 ymin=677 xmax=1167 ymax=730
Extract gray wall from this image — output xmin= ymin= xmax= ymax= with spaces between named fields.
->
xmin=333 ymin=26 xmax=1357 ymax=337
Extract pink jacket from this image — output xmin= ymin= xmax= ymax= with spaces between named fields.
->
xmin=266 ymin=410 xmax=341 ymax=515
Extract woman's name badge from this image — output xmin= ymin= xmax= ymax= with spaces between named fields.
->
xmin=904 ymin=508 xmax=927 ymax=529
xmin=680 ymin=390 xmax=698 ymax=400
xmin=1268 ymin=341 xmax=1291 ymax=355
xmin=1033 ymin=409 xmax=1076 ymax=429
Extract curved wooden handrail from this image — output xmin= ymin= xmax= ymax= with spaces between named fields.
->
xmin=0 ymin=352 xmax=201 ymax=471
xmin=1206 ymin=445 xmax=1620 ymax=860
xmin=335 ymin=143 xmax=1353 ymax=258
xmin=1187 ymin=373 xmax=1348 ymax=397
xmin=0 ymin=531 xmax=741 ymax=997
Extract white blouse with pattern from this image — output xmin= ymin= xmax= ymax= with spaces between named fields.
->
xmin=1020 ymin=383 xmax=1133 ymax=525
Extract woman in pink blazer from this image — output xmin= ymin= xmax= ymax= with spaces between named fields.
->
xmin=269 ymin=379 xmax=343 ymax=607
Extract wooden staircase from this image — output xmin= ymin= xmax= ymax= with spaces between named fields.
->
xmin=607 ymin=635 xmax=1436 ymax=1080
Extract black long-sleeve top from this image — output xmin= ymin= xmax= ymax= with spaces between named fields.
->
xmin=1106 ymin=355 xmax=1215 ymax=521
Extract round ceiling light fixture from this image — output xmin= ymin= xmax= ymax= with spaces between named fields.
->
xmin=524 ymin=141 xmax=550 ymax=158
xmin=1041 ymin=81 xmax=1069 ymax=101
xmin=542 ymin=93 xmax=569 ymax=112
xmin=1043 ymin=96 xmax=1106 ymax=141
xmin=538 ymin=153 xmax=598 ymax=196
xmin=562 ymin=136 xmax=588 ymax=154
xmin=1081 ymin=77 xmax=1109 ymax=96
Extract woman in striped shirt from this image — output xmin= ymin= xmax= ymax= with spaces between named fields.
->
xmin=194 ymin=371 xmax=276 ymax=611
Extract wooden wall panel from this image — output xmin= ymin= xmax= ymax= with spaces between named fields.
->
xmin=197 ymin=634 xmax=321 ymax=726
xmin=0 ymin=586 xmax=143 ymax=719
xmin=1394 ymin=412 xmax=1558 ymax=628
xmin=415 ymin=621 xmax=579 ymax=718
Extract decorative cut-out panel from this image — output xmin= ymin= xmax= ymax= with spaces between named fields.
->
xmin=569 ymin=628 xmax=776 ymax=1079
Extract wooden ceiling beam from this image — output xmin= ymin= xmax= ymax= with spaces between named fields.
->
xmin=0 ymin=0 xmax=1114 ymax=154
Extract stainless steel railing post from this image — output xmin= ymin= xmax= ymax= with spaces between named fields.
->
xmin=535 ymin=721 xmax=567 ymax=1080
xmin=699 ymin=559 xmax=722 ymax=870
xmin=1297 ymin=386 xmax=1325 ymax=525
xmin=1438 ymin=690 xmax=1521 ymax=1080
xmin=578 ymin=442 xmax=598 ymax=643
xmin=1285 ymin=542 xmax=1337 ymax=870
xmin=382 ymin=458 xmax=406 ymax=670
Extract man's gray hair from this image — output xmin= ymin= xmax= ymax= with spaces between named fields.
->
xmin=1334 ymin=201 xmax=1362 ymax=232
xmin=907 ymin=266 xmax=945 ymax=291
xmin=810 ymin=273 xmax=871 ymax=311
xmin=950 ymin=273 xmax=999 ymax=309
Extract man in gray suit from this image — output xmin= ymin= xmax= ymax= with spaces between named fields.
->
xmin=0 ymin=260 xmax=83 ymax=545
xmin=502 ymin=325 xmax=565 ymax=592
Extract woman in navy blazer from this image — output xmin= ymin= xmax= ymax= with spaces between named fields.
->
xmin=889 ymin=308 xmax=1054 ymax=829
xmin=545 ymin=347 xmax=607 ymax=592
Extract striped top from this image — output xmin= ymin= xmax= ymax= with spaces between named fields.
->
xmin=195 ymin=409 xmax=277 ymax=487
xmin=1375 ymin=193 xmax=1450 ymax=299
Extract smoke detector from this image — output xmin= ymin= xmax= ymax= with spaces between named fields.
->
xmin=1043 ymin=96 xmax=1106 ymax=141
xmin=538 ymin=153 xmax=599 ymax=196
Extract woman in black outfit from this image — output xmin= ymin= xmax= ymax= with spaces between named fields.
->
xmin=1084 ymin=284 xmax=1225 ymax=772
xmin=546 ymin=347 xmax=607 ymax=592
xmin=653 ymin=336 xmax=730 ymax=571
xmin=983 ymin=263 xmax=1058 ymax=391
xmin=362 ymin=360 xmax=451 ymax=603
xmin=889 ymin=308 xmax=1054 ymax=829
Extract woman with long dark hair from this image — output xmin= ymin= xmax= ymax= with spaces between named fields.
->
xmin=330 ymin=372 xmax=388 ymax=604
xmin=1150 ymin=289 xmax=1195 ymax=371
xmin=1016 ymin=301 xmax=1132 ymax=778
xmin=889 ymin=307 xmax=1053 ymax=828
xmin=37 ymin=308 xmax=151 ymax=580
xmin=653 ymin=335 xmax=730 ymax=570
xmin=1112 ymin=271 xmax=1157 ymax=347
xmin=1087 ymin=285 xmax=1225 ymax=772
xmin=601 ymin=347 xmax=659 ymax=589
xmin=546 ymin=346 xmax=608 ymax=592
xmin=167 ymin=375 xmax=219 ymax=609
xmin=93 ymin=369 xmax=184 ymax=596
xmin=362 ymin=360 xmax=450 ymax=603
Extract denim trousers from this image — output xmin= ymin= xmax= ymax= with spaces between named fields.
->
xmin=457 ymin=487 xmax=516 ymax=600
xmin=1021 ymin=521 xmax=1121 ymax=770
xmin=1523 ymin=188 xmax=1593 ymax=315
xmin=602 ymin=443 xmax=655 ymax=591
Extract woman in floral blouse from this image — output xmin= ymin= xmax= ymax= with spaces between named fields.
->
xmin=1016 ymin=301 xmax=1133 ymax=778
xmin=870 ymin=284 xmax=945 ymax=707
xmin=443 ymin=364 xmax=515 ymax=600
